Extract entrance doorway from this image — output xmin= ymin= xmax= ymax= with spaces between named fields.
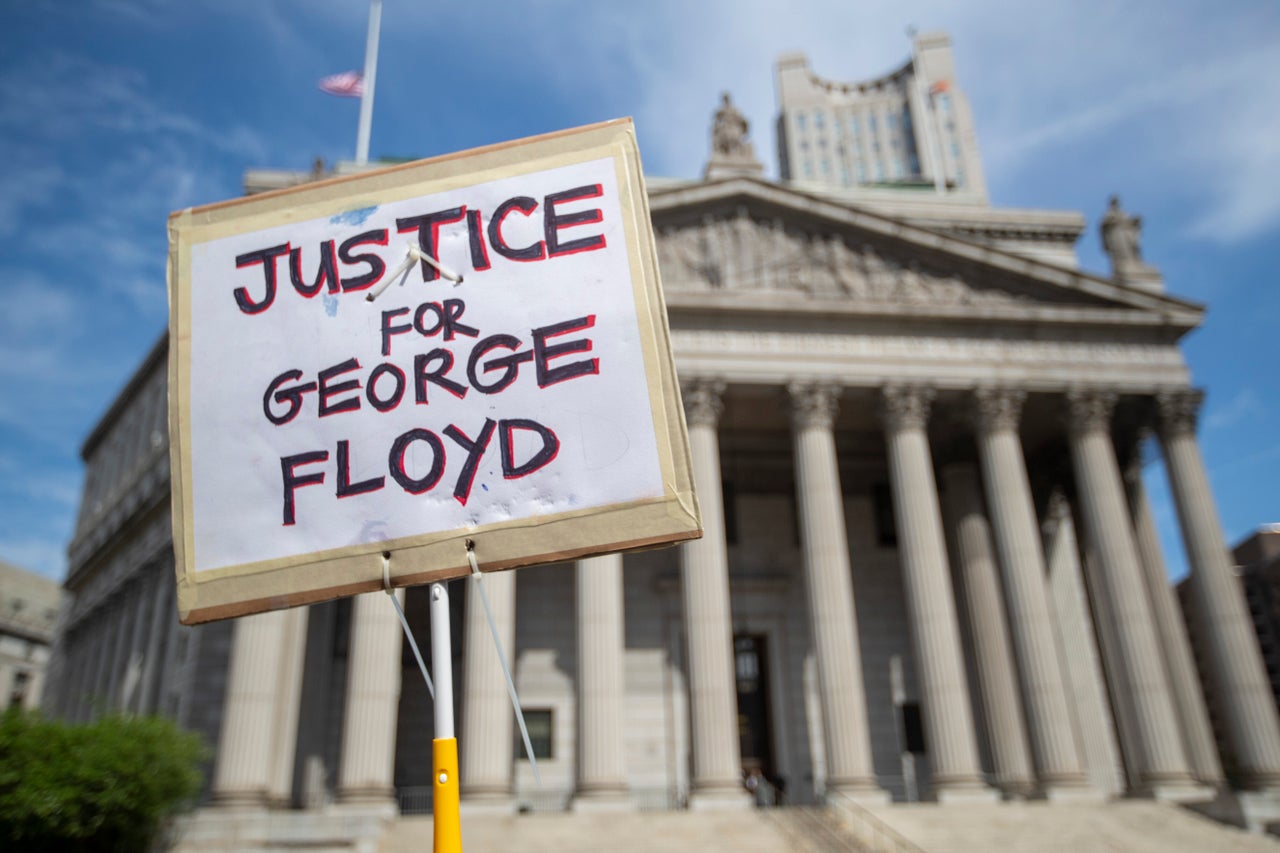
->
xmin=734 ymin=634 xmax=779 ymax=802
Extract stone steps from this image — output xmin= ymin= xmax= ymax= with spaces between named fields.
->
xmin=841 ymin=800 xmax=1280 ymax=853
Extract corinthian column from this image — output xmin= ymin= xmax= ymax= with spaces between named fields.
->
xmin=1126 ymin=447 xmax=1224 ymax=787
xmin=211 ymin=610 xmax=293 ymax=807
xmin=940 ymin=462 xmax=1036 ymax=798
xmin=337 ymin=591 xmax=404 ymax=808
xmin=974 ymin=387 xmax=1091 ymax=798
xmin=1157 ymin=389 xmax=1280 ymax=789
xmin=679 ymin=379 xmax=749 ymax=810
xmin=573 ymin=553 xmax=631 ymax=810
xmin=789 ymin=382 xmax=885 ymax=802
xmin=881 ymin=384 xmax=994 ymax=802
xmin=460 ymin=571 xmax=516 ymax=810
xmin=1065 ymin=389 xmax=1196 ymax=797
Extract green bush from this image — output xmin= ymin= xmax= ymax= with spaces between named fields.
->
xmin=0 ymin=708 xmax=206 ymax=852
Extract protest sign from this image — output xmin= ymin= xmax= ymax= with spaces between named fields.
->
xmin=168 ymin=119 xmax=699 ymax=624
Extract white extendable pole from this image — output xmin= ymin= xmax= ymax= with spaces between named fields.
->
xmin=430 ymin=582 xmax=454 ymax=740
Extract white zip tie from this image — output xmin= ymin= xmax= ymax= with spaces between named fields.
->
xmin=415 ymin=245 xmax=464 ymax=284
xmin=383 ymin=553 xmax=434 ymax=699
xmin=365 ymin=243 xmax=463 ymax=303
xmin=467 ymin=540 xmax=540 ymax=784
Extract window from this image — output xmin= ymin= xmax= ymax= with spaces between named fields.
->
xmin=887 ymin=114 xmax=898 ymax=130
xmin=874 ymin=161 xmax=884 ymax=181
xmin=803 ymin=160 xmax=814 ymax=178
xmin=796 ymin=113 xmax=807 ymax=132
xmin=518 ymin=709 xmax=554 ymax=760
xmin=892 ymin=159 xmax=903 ymax=178
xmin=908 ymin=154 xmax=920 ymax=173
xmin=841 ymin=168 xmax=851 ymax=186
xmin=813 ymin=110 xmax=825 ymax=129
xmin=902 ymin=110 xmax=912 ymax=129
xmin=938 ymin=93 xmax=952 ymax=113
xmin=868 ymin=115 xmax=878 ymax=134
xmin=849 ymin=116 xmax=860 ymax=135
xmin=950 ymin=142 xmax=960 ymax=158
xmin=821 ymin=158 xmax=830 ymax=174
xmin=856 ymin=162 xmax=866 ymax=182
xmin=8 ymin=670 xmax=29 ymax=709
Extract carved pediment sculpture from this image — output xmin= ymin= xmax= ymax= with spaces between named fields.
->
xmin=656 ymin=211 xmax=1026 ymax=307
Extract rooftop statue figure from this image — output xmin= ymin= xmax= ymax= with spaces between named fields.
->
xmin=712 ymin=92 xmax=751 ymax=157
xmin=1100 ymin=195 xmax=1143 ymax=266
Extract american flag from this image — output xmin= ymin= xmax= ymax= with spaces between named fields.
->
xmin=319 ymin=71 xmax=364 ymax=98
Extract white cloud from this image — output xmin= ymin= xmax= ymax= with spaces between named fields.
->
xmin=1205 ymin=387 xmax=1265 ymax=431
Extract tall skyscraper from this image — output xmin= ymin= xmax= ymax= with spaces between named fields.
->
xmin=776 ymin=31 xmax=987 ymax=201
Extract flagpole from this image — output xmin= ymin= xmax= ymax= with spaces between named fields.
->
xmin=355 ymin=0 xmax=382 ymax=166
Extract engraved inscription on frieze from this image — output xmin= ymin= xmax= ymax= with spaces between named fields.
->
xmin=656 ymin=210 xmax=1027 ymax=306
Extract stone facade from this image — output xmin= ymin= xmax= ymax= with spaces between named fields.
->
xmin=43 ymin=33 xmax=1280 ymax=847
xmin=0 ymin=560 xmax=63 ymax=711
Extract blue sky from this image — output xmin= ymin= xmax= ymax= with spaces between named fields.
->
xmin=1 ymin=0 xmax=1277 ymax=582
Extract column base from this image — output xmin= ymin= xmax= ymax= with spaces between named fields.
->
xmin=209 ymin=790 xmax=272 ymax=809
xmin=935 ymin=782 xmax=1001 ymax=804
xmin=1142 ymin=779 xmax=1215 ymax=804
xmin=1043 ymin=781 xmax=1106 ymax=803
xmin=688 ymin=782 xmax=753 ymax=811
xmin=571 ymin=789 xmax=635 ymax=813
xmin=331 ymin=794 xmax=399 ymax=818
xmin=459 ymin=794 xmax=517 ymax=816
xmin=1230 ymin=789 xmax=1280 ymax=834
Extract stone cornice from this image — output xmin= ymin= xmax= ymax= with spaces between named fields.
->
xmin=787 ymin=382 xmax=840 ymax=430
xmin=681 ymin=379 xmax=727 ymax=428
xmin=881 ymin=384 xmax=935 ymax=432
xmin=664 ymin=288 xmax=1200 ymax=333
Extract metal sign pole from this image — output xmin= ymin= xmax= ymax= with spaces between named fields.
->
xmin=430 ymin=581 xmax=461 ymax=852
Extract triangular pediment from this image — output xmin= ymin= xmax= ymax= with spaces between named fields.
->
xmin=648 ymin=177 xmax=1202 ymax=328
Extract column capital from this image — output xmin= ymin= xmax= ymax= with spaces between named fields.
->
xmin=1065 ymin=387 xmax=1117 ymax=436
xmin=881 ymin=384 xmax=935 ymax=432
xmin=787 ymin=381 xmax=840 ymax=430
xmin=682 ymin=379 xmax=727 ymax=428
xmin=1156 ymin=388 xmax=1204 ymax=438
xmin=973 ymin=386 xmax=1026 ymax=433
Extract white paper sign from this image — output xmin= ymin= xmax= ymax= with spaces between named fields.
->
xmin=188 ymin=157 xmax=661 ymax=572
xmin=168 ymin=121 xmax=700 ymax=623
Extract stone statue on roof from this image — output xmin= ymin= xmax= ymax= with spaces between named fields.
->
xmin=704 ymin=92 xmax=764 ymax=180
xmin=1099 ymin=195 xmax=1163 ymax=292
xmin=712 ymin=93 xmax=750 ymax=157
xmin=1100 ymin=195 xmax=1143 ymax=266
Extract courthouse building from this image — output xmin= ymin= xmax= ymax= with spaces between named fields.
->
xmin=44 ymin=31 xmax=1280 ymax=843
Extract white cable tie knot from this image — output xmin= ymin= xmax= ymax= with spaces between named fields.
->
xmin=382 ymin=549 xmax=434 ymax=699
xmin=466 ymin=538 xmax=541 ymax=784
xmin=365 ymin=243 xmax=463 ymax=303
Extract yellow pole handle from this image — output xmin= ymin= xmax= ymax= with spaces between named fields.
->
xmin=433 ymin=737 xmax=462 ymax=852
